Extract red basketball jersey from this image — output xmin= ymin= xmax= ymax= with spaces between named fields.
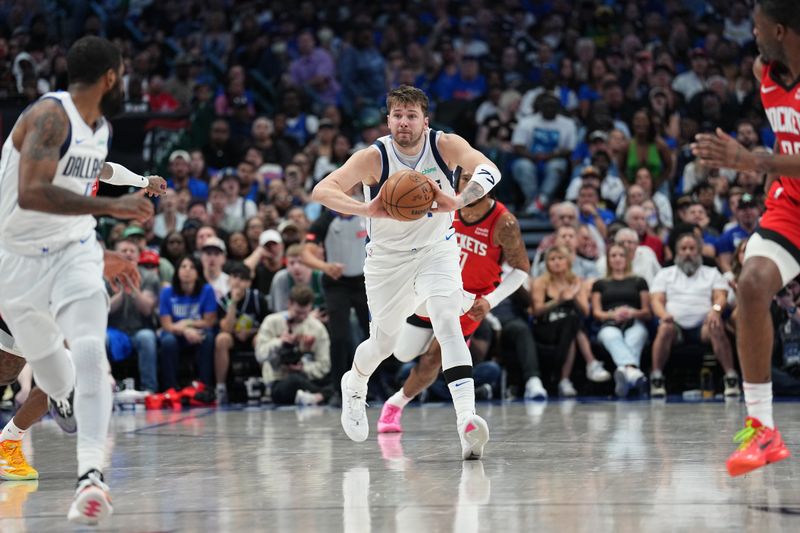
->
xmin=758 ymin=62 xmax=800 ymax=251
xmin=454 ymin=200 xmax=508 ymax=297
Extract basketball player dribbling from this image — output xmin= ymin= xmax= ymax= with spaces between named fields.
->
xmin=377 ymin=168 xmax=541 ymax=434
xmin=692 ymin=0 xmax=800 ymax=476
xmin=0 ymin=36 xmax=156 ymax=523
xmin=312 ymin=86 xmax=502 ymax=459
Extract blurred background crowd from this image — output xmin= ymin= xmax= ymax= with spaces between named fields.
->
xmin=3 ymin=0 xmax=800 ymax=408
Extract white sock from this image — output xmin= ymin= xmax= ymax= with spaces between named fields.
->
xmin=743 ymin=381 xmax=774 ymax=428
xmin=448 ymin=378 xmax=476 ymax=421
xmin=386 ymin=388 xmax=412 ymax=409
xmin=216 ymin=383 xmax=227 ymax=393
xmin=1 ymin=419 xmax=25 ymax=442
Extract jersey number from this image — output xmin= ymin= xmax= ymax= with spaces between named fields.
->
xmin=459 ymin=250 xmax=468 ymax=270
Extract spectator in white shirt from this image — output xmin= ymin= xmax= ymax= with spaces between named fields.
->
xmin=648 ymin=233 xmax=740 ymax=397
xmin=511 ymin=93 xmax=577 ymax=215
xmin=153 ymin=188 xmax=187 ymax=239
xmin=671 ymin=48 xmax=709 ymax=101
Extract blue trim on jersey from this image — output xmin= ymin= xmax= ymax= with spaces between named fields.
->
xmin=369 ymin=141 xmax=390 ymax=200
xmin=38 ymin=95 xmax=71 ymax=158
xmin=390 ymin=133 xmax=427 ymax=169
xmin=429 ymin=130 xmax=454 ymax=189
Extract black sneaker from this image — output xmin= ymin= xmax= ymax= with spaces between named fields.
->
xmin=650 ymin=376 xmax=666 ymax=398
xmin=48 ymin=391 xmax=77 ymax=434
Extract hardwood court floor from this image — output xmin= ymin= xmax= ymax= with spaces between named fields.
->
xmin=1 ymin=399 xmax=798 ymax=532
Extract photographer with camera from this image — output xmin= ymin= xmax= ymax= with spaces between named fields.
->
xmin=254 ymin=285 xmax=330 ymax=405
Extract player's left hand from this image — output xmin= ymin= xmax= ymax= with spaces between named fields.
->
xmin=103 ymin=250 xmax=140 ymax=293
xmin=691 ymin=128 xmax=753 ymax=171
xmin=427 ymin=177 xmax=458 ymax=213
xmin=144 ymin=175 xmax=167 ymax=197
xmin=467 ymin=297 xmax=491 ymax=322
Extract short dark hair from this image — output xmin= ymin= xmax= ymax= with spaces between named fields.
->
xmin=759 ymin=0 xmax=800 ymax=34
xmin=386 ymin=85 xmax=429 ymax=116
xmin=227 ymin=261 xmax=252 ymax=280
xmin=288 ymin=285 xmax=314 ymax=307
xmin=67 ymin=36 xmax=122 ymax=85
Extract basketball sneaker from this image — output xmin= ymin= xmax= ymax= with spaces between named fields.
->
xmin=458 ymin=414 xmax=489 ymax=460
xmin=377 ymin=403 xmax=403 ymax=433
xmin=340 ymin=371 xmax=369 ymax=442
xmin=726 ymin=417 xmax=791 ymax=477
xmin=48 ymin=391 xmax=76 ymax=434
xmin=0 ymin=440 xmax=38 ymax=481
xmin=67 ymin=469 xmax=113 ymax=525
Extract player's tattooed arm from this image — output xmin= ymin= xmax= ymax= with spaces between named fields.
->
xmin=455 ymin=180 xmax=485 ymax=210
xmin=18 ymin=101 xmax=153 ymax=221
xmin=495 ymin=213 xmax=531 ymax=272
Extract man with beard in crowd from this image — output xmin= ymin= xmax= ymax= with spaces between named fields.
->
xmin=648 ymin=233 xmax=740 ymax=398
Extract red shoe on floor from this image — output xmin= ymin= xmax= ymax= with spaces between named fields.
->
xmin=726 ymin=416 xmax=791 ymax=477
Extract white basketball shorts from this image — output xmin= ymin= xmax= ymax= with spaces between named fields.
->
xmin=0 ymin=236 xmax=107 ymax=360
xmin=364 ymin=239 xmax=463 ymax=335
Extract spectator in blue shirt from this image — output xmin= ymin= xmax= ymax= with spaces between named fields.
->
xmin=159 ymin=256 xmax=218 ymax=390
xmin=577 ymin=184 xmax=614 ymax=239
xmin=338 ymin=23 xmax=386 ymax=116
xmin=717 ymin=193 xmax=760 ymax=273
xmin=166 ymin=150 xmax=209 ymax=201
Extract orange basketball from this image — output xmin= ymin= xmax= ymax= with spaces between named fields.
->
xmin=381 ymin=170 xmax=436 ymax=221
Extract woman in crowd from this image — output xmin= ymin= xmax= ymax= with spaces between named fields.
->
xmin=531 ymin=246 xmax=589 ymax=397
xmin=159 ymin=256 xmax=217 ymax=390
xmin=591 ymin=244 xmax=651 ymax=397
xmin=620 ymin=109 xmax=673 ymax=186
xmin=160 ymin=231 xmax=188 ymax=268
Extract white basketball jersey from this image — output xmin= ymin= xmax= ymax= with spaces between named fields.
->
xmin=365 ymin=129 xmax=456 ymax=251
xmin=0 ymin=91 xmax=109 ymax=255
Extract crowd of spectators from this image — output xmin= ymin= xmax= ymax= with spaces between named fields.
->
xmin=4 ymin=0 xmax=800 ymax=404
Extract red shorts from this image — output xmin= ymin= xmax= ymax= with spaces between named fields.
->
xmin=759 ymin=179 xmax=800 ymax=257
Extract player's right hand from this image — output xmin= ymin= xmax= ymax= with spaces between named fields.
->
xmin=366 ymin=194 xmax=390 ymax=218
xmin=110 ymin=190 xmax=154 ymax=223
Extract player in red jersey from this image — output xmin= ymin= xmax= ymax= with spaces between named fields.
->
xmin=692 ymin=0 xmax=800 ymax=477
xmin=377 ymin=168 xmax=536 ymax=434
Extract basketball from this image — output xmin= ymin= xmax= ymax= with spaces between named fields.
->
xmin=381 ymin=169 xmax=436 ymax=221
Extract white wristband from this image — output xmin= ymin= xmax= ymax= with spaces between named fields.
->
xmin=105 ymin=162 xmax=149 ymax=188
xmin=469 ymin=163 xmax=501 ymax=195
xmin=483 ymin=268 xmax=528 ymax=308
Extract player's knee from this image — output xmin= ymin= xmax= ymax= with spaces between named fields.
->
xmin=738 ymin=265 xmax=775 ymax=304
xmin=71 ymin=337 xmax=108 ymax=395
xmin=0 ymin=351 xmax=25 ymax=385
